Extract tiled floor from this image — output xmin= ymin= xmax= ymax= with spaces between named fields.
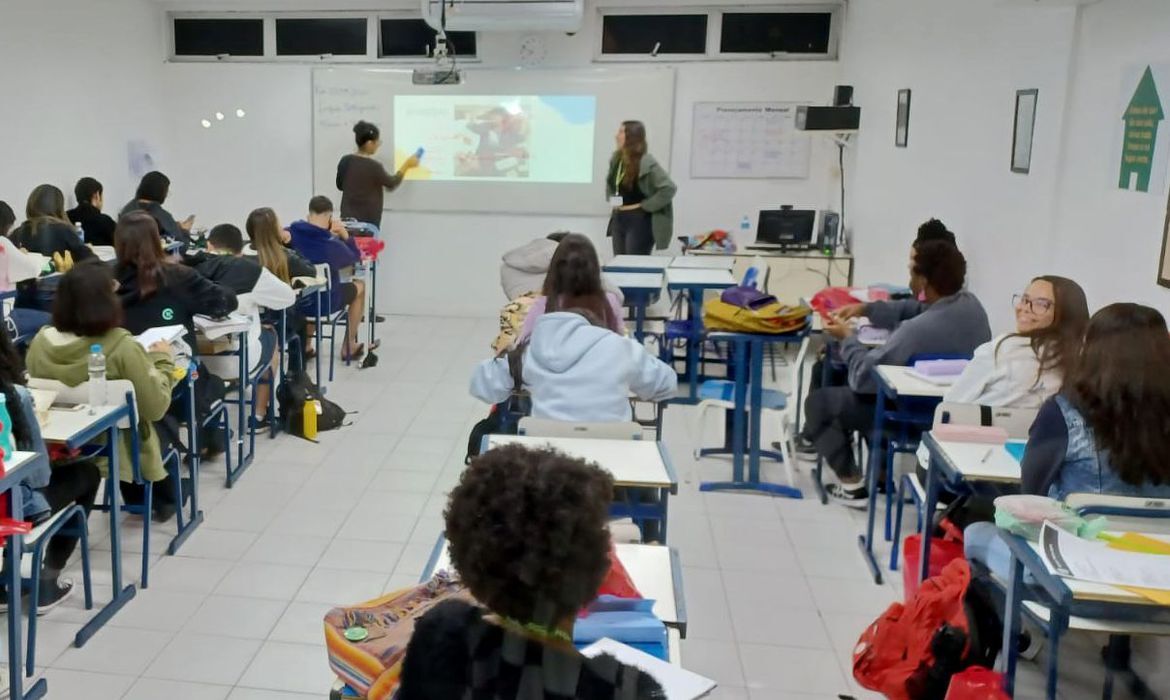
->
xmin=2 ymin=316 xmax=1138 ymax=698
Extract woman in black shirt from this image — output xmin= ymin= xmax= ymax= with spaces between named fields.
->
xmin=121 ymin=171 xmax=193 ymax=244
xmin=335 ymin=121 xmax=419 ymax=230
xmin=9 ymin=184 xmax=95 ymax=310
xmin=605 ymin=121 xmax=676 ymax=256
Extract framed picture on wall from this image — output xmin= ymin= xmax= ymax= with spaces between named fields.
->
xmin=1012 ymin=89 xmax=1039 ymax=174
xmin=896 ymin=89 xmax=911 ymax=148
xmin=1159 ymin=192 xmax=1170 ymax=288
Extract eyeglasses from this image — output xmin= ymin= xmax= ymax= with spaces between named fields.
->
xmin=1013 ymin=294 xmax=1054 ymax=313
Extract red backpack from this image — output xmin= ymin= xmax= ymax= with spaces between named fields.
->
xmin=853 ymin=559 xmax=981 ymax=700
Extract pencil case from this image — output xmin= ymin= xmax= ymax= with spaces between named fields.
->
xmin=932 ymin=424 xmax=1008 ymax=444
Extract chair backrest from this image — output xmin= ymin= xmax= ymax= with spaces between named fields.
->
xmin=518 ymin=417 xmax=642 ymax=440
xmin=314 ymin=263 xmax=332 ymax=292
xmin=1065 ymin=493 xmax=1170 ymax=534
xmin=932 ymin=402 xmax=1038 ymax=440
xmin=28 ymin=377 xmax=138 ymax=430
xmin=788 ymin=334 xmax=811 ymax=400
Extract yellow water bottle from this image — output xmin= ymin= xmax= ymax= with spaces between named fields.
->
xmin=303 ymin=399 xmax=318 ymax=439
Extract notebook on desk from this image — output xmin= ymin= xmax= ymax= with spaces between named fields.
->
xmin=582 ymin=638 xmax=716 ymax=699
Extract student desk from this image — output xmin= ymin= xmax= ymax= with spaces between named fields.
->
xmin=604 ymin=254 xmax=673 ymax=273
xmin=423 ymin=537 xmax=688 ymax=637
xmin=665 ymin=268 xmax=738 ymax=403
xmin=40 ymin=403 xmax=136 ymax=648
xmin=1 ymin=451 xmax=49 ymax=700
xmin=669 ymin=255 xmax=736 ymax=272
xmin=998 ymin=530 xmax=1170 ymax=700
xmin=857 ymin=366 xmax=949 ymax=584
xmin=484 ymin=434 xmax=678 ymax=543
xmin=603 ymin=271 xmax=663 ymax=344
xmin=917 ymin=432 xmax=1022 ymax=585
xmin=700 ymin=330 xmax=809 ymax=499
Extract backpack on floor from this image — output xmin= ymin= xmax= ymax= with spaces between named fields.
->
xmin=278 ymin=370 xmax=349 ymax=438
xmin=853 ymin=558 xmax=999 ymax=700
xmin=464 ymin=344 xmax=528 ymax=464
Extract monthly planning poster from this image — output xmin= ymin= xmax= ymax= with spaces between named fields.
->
xmin=690 ymin=102 xmax=811 ymax=179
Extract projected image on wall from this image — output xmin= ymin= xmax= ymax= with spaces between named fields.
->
xmin=393 ymin=95 xmax=596 ymax=183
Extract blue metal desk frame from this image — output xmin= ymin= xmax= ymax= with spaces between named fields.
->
xmin=698 ymin=330 xmax=808 ymax=499
xmin=665 ymin=278 xmax=736 ymax=404
xmin=47 ymin=404 xmax=138 ymax=648
xmin=857 ymin=369 xmax=942 ymax=584
xmin=1 ymin=456 xmax=49 ymax=700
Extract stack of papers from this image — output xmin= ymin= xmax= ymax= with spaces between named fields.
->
xmin=581 ymin=638 xmax=716 ymax=699
xmin=194 ymin=313 xmax=251 ymax=340
xmin=1039 ymin=522 xmax=1170 ymax=603
xmin=135 ymin=325 xmax=186 ymax=350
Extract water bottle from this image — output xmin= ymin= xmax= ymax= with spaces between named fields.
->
xmin=76 ymin=222 xmax=85 ymax=243
xmin=740 ymin=215 xmax=752 ymax=239
xmin=87 ymin=344 xmax=106 ymax=414
xmin=0 ymin=392 xmax=15 ymax=460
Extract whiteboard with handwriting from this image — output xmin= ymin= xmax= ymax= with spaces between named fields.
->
xmin=311 ymin=67 xmax=675 ymax=216
xmin=690 ymin=102 xmax=811 ymax=179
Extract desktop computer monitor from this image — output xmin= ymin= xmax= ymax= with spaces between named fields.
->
xmin=757 ymin=208 xmax=817 ymax=248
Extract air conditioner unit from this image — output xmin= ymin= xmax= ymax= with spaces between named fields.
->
xmin=422 ymin=0 xmax=584 ymax=33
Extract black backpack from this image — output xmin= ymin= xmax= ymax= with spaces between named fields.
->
xmin=278 ymin=370 xmax=349 ymax=439
xmin=464 ymin=344 xmax=528 ymax=464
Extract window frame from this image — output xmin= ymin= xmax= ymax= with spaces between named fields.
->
xmin=593 ymin=4 xmax=841 ymax=63
xmin=376 ymin=13 xmax=481 ymax=62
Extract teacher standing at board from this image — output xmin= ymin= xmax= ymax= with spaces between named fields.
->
xmin=336 ymin=120 xmax=419 ymax=230
xmin=606 ymin=120 xmax=677 ymax=255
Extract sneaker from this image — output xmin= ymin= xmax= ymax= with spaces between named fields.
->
xmin=35 ymin=578 xmax=74 ymax=615
xmin=827 ymin=483 xmax=869 ymax=509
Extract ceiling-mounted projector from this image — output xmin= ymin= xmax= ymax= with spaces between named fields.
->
xmin=412 ymin=67 xmax=462 ymax=85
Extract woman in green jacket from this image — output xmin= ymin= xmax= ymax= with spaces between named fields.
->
xmin=26 ymin=262 xmax=181 ymax=522
xmin=605 ymin=120 xmax=677 ymax=255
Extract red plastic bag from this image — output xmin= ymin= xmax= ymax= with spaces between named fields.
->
xmin=945 ymin=667 xmax=1010 ymax=699
xmin=354 ymin=237 xmax=385 ymax=262
xmin=810 ymin=286 xmax=859 ymax=318
xmin=597 ymin=546 xmax=642 ymax=599
xmin=902 ymin=531 xmax=965 ymax=601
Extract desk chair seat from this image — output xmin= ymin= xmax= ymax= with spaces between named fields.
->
xmin=697 ymin=380 xmax=788 ymax=410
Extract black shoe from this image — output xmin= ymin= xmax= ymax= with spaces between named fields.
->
xmin=826 ymin=483 xmax=869 ymax=509
xmin=153 ymin=501 xmax=178 ymax=523
xmin=35 ymin=578 xmax=74 ymax=615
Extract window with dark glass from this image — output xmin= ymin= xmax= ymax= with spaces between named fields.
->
xmin=380 ymin=19 xmax=476 ymax=58
xmin=173 ymin=18 xmax=264 ymax=56
xmin=276 ymin=18 xmax=367 ymax=56
xmin=720 ymin=12 xmax=833 ymax=54
xmin=601 ymin=14 xmax=708 ymax=55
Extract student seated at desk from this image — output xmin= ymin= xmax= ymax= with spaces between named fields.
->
xmin=187 ymin=224 xmax=294 ymax=427
xmin=8 ymin=185 xmax=95 ymax=312
xmin=26 ymin=263 xmax=183 ymax=522
xmin=120 ymin=171 xmax=193 ymax=244
xmin=965 ymin=303 xmax=1170 ymax=576
xmin=471 ymin=308 xmax=676 ymax=423
xmin=287 ymin=196 xmax=370 ymax=361
xmin=807 ymin=240 xmax=990 ymax=506
xmin=517 ymin=233 xmax=625 ymax=343
xmin=1 ymin=200 xmax=52 ymax=342
xmin=398 ymin=444 xmax=665 ymax=699
xmin=0 ymin=327 xmax=101 ymax=611
xmin=247 ymin=207 xmax=316 ymax=365
xmin=114 ymin=212 xmax=238 ymax=355
xmin=66 ymin=177 xmax=117 ymax=247
xmin=945 ymin=276 xmax=1089 ymax=409
xmin=833 ymin=218 xmax=957 ymax=329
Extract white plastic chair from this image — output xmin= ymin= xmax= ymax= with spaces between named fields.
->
xmin=693 ymin=334 xmax=810 ymax=490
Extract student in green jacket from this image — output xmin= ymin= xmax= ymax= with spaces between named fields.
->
xmin=26 ymin=262 xmax=182 ymax=522
xmin=605 ymin=121 xmax=677 ymax=255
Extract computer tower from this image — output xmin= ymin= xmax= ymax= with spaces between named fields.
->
xmin=817 ymin=211 xmax=840 ymax=250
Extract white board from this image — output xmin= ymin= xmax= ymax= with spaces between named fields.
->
xmin=690 ymin=102 xmax=811 ymax=179
xmin=312 ymin=67 xmax=675 ymax=216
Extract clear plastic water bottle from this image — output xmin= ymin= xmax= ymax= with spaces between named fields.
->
xmin=76 ymin=222 xmax=85 ymax=243
xmin=740 ymin=215 xmax=752 ymax=238
xmin=87 ymin=344 xmax=106 ymax=414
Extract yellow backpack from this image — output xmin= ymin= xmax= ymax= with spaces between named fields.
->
xmin=703 ymin=293 xmax=811 ymax=335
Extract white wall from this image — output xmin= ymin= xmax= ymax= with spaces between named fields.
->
xmin=0 ymin=0 xmax=169 ymax=216
xmin=839 ymin=0 xmax=1079 ymax=331
xmin=155 ymin=0 xmax=844 ymax=316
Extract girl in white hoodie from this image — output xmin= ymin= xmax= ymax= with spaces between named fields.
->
xmin=471 ymin=308 xmax=676 ymax=422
